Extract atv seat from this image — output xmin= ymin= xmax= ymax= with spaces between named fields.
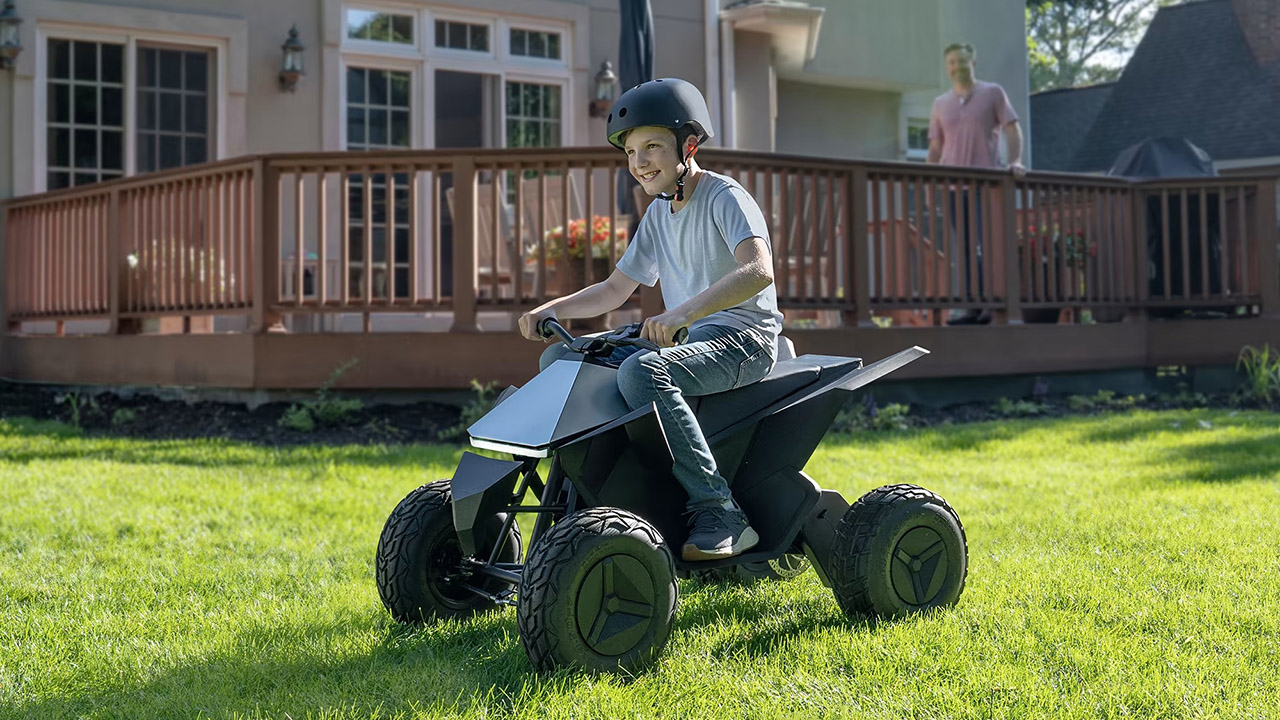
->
xmin=693 ymin=354 xmax=862 ymax=437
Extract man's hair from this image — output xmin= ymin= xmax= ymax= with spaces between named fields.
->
xmin=944 ymin=43 xmax=975 ymax=60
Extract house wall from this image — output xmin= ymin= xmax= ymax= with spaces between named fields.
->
xmin=733 ymin=30 xmax=774 ymax=153
xmin=775 ymin=83 xmax=900 ymax=161
xmin=797 ymin=0 xmax=941 ymax=92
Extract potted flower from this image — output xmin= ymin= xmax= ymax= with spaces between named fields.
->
xmin=1017 ymin=223 xmax=1096 ymax=322
xmin=535 ymin=215 xmax=629 ymax=293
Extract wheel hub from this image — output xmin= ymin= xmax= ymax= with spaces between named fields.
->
xmin=575 ymin=555 xmax=656 ymax=656
xmin=890 ymin=526 xmax=948 ymax=606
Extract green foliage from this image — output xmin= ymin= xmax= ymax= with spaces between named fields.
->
xmin=1235 ymin=344 xmax=1280 ymax=406
xmin=53 ymin=391 xmax=99 ymax=429
xmin=277 ymin=358 xmax=362 ymax=433
xmin=439 ymin=379 xmax=500 ymax=441
xmin=110 ymin=408 xmax=138 ymax=427
xmin=1165 ymin=382 xmax=1209 ymax=409
xmin=994 ymin=396 xmax=1049 ymax=417
xmin=1026 ymin=0 xmax=1175 ymax=91
xmin=1066 ymin=389 xmax=1145 ymax=412
xmin=833 ymin=400 xmax=912 ymax=433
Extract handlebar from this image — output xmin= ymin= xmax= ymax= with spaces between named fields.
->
xmin=537 ymin=319 xmax=688 ymax=354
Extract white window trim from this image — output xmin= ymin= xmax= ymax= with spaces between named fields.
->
xmin=905 ymin=118 xmax=929 ymax=162
xmin=34 ymin=21 xmax=229 ymax=193
xmin=336 ymin=4 xmax=574 ymax=152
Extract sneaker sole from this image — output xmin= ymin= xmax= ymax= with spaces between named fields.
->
xmin=681 ymin=526 xmax=760 ymax=561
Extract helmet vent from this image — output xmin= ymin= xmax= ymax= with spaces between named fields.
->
xmin=607 ymin=113 xmax=613 ymax=123
xmin=618 ymin=107 xmax=628 ymax=117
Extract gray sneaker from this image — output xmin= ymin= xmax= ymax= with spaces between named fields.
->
xmin=682 ymin=505 xmax=760 ymax=561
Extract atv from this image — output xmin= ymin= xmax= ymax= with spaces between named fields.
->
xmin=376 ymin=320 xmax=967 ymax=673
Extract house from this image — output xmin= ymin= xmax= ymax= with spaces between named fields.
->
xmin=1031 ymin=0 xmax=1280 ymax=175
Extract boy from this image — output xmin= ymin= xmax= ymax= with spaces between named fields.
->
xmin=518 ymin=78 xmax=782 ymax=561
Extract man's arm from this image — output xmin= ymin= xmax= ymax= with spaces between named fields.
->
xmin=641 ymin=237 xmax=774 ymax=346
xmin=1004 ymin=120 xmax=1025 ymax=176
xmin=927 ymin=135 xmax=943 ymax=164
xmin=518 ymin=269 xmax=639 ymax=340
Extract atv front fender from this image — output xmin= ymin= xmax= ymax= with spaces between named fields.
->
xmin=450 ymin=452 xmax=525 ymax=555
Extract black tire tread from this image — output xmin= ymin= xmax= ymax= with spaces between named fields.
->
xmin=830 ymin=483 xmax=968 ymax=618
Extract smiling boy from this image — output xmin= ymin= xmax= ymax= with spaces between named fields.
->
xmin=518 ymin=78 xmax=782 ymax=561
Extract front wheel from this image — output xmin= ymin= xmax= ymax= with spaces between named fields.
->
xmin=829 ymin=484 xmax=967 ymax=619
xmin=517 ymin=508 xmax=677 ymax=673
xmin=375 ymin=479 xmax=522 ymax=624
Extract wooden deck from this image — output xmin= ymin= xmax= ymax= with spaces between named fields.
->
xmin=2 ymin=148 xmax=1277 ymax=390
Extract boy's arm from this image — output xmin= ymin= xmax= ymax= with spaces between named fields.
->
xmin=518 ymin=269 xmax=639 ymax=341
xmin=641 ymin=237 xmax=774 ymax=346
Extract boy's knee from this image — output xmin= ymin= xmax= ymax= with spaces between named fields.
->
xmin=617 ymin=351 xmax=667 ymax=405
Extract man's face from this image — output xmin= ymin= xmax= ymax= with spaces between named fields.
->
xmin=945 ymin=49 xmax=974 ymax=85
xmin=624 ymin=126 xmax=690 ymax=196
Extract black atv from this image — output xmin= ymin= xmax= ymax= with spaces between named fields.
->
xmin=376 ymin=321 xmax=967 ymax=673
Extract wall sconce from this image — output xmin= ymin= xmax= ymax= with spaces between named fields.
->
xmin=0 ymin=1 xmax=22 ymax=71
xmin=589 ymin=60 xmax=617 ymax=118
xmin=278 ymin=24 xmax=304 ymax=92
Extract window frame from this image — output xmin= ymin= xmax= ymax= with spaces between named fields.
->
xmin=34 ymin=21 xmax=228 ymax=192
xmin=905 ymin=117 xmax=930 ymax=162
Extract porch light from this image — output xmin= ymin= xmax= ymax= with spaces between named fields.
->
xmin=589 ymin=60 xmax=617 ymax=118
xmin=0 ymin=1 xmax=22 ymax=71
xmin=278 ymin=24 xmax=304 ymax=92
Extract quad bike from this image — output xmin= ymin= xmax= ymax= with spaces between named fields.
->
xmin=376 ymin=320 xmax=967 ymax=673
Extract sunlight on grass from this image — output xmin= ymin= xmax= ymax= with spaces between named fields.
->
xmin=2 ymin=411 xmax=1278 ymax=719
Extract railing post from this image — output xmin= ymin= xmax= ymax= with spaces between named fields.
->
xmin=253 ymin=159 xmax=285 ymax=333
xmin=450 ymin=156 xmax=480 ymax=332
xmin=842 ymin=166 xmax=875 ymax=327
xmin=1256 ymin=179 xmax=1280 ymax=320
xmin=1000 ymin=176 xmax=1022 ymax=325
xmin=1126 ymin=185 xmax=1149 ymax=323
xmin=108 ymin=189 xmax=121 ymax=334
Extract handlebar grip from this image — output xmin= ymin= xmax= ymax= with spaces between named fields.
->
xmin=673 ymin=327 xmax=689 ymax=345
xmin=537 ymin=317 xmax=575 ymax=346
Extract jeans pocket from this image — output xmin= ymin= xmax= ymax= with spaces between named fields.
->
xmin=733 ymin=347 xmax=772 ymax=389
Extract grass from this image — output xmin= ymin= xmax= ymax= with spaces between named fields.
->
xmin=1 ymin=410 xmax=1279 ymax=719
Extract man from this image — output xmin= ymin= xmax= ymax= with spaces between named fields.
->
xmin=928 ymin=43 xmax=1024 ymax=324
xmin=518 ymin=78 xmax=782 ymax=561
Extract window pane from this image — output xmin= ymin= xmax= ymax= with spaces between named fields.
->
xmin=186 ymin=95 xmax=207 ymax=134
xmin=139 ymin=48 xmax=157 ymax=88
xmin=547 ymin=34 xmax=560 ymax=59
xmin=101 ymin=44 xmax=123 ymax=84
xmin=73 ymin=85 xmax=98 ymax=125
xmin=74 ymin=129 xmax=98 ymax=168
xmin=471 ymin=25 xmax=488 ymax=51
xmin=530 ymin=32 xmax=546 ymax=58
xmin=511 ymin=29 xmax=526 ymax=56
xmin=102 ymin=87 xmax=123 ymax=127
xmin=49 ymin=128 xmax=71 ymax=167
xmin=50 ymin=83 xmax=70 ymax=123
xmin=391 ymin=110 xmax=409 ymax=147
xmin=347 ymin=67 xmax=366 ymax=104
xmin=138 ymin=92 xmax=156 ymax=130
xmin=185 ymin=137 xmax=207 ymax=165
xmin=49 ymin=171 xmax=71 ymax=190
xmin=391 ymin=15 xmax=413 ymax=44
xmin=102 ymin=130 xmax=123 ymax=170
xmin=159 ymin=135 xmax=182 ymax=169
xmin=159 ymin=50 xmax=183 ymax=89
xmin=138 ymin=136 xmax=154 ymax=172
xmin=159 ymin=93 xmax=182 ymax=132
xmin=369 ymin=109 xmax=388 ymax=146
xmin=435 ymin=20 xmax=447 ymax=48
xmin=390 ymin=73 xmax=410 ymax=107
xmin=75 ymin=173 xmax=99 ymax=186
xmin=369 ymin=69 xmax=388 ymax=105
xmin=447 ymin=23 xmax=467 ymax=49
xmin=348 ymin=10 xmax=376 ymax=40
xmin=74 ymin=42 xmax=97 ymax=81
xmin=186 ymin=53 xmax=208 ymax=92
xmin=347 ymin=107 xmax=366 ymax=146
xmin=50 ymin=40 xmax=71 ymax=80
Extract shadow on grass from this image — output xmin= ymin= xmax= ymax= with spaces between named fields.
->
xmin=13 ymin=578 xmax=896 ymax=719
xmin=1076 ymin=411 xmax=1280 ymax=483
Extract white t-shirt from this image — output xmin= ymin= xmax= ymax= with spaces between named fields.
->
xmin=616 ymin=170 xmax=783 ymax=343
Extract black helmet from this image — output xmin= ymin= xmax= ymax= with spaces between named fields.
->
xmin=606 ymin=78 xmax=715 ymax=150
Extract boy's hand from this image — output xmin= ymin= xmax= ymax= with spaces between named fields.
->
xmin=641 ymin=310 xmax=691 ymax=347
xmin=518 ymin=310 xmax=558 ymax=342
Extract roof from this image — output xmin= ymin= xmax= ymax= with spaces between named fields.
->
xmin=1029 ymin=83 xmax=1114 ymax=171
xmin=1069 ymin=0 xmax=1280 ymax=171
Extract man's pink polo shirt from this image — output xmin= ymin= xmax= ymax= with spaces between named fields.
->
xmin=929 ymin=80 xmax=1018 ymax=168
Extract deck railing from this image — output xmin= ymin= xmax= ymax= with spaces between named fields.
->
xmin=3 ymin=149 xmax=1277 ymax=334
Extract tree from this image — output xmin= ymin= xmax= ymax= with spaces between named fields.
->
xmin=1026 ymin=0 xmax=1174 ymax=92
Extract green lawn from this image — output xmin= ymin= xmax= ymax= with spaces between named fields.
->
xmin=2 ymin=410 xmax=1278 ymax=720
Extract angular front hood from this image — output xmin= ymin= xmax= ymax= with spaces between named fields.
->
xmin=468 ymin=359 xmax=629 ymax=456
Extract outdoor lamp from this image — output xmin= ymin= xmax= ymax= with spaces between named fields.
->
xmin=278 ymin=24 xmax=304 ymax=92
xmin=0 ymin=1 xmax=22 ymax=71
xmin=589 ymin=60 xmax=617 ymax=118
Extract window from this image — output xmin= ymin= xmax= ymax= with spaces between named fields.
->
xmin=47 ymin=39 xmax=125 ymax=189
xmin=46 ymin=37 xmax=216 ymax=190
xmin=506 ymin=82 xmax=561 ymax=148
xmin=510 ymin=28 xmax=560 ymax=60
xmin=906 ymin=118 xmax=929 ymax=161
xmin=347 ymin=66 xmax=412 ymax=299
xmin=137 ymin=47 xmax=212 ymax=172
xmin=347 ymin=9 xmax=414 ymax=45
xmin=435 ymin=20 xmax=488 ymax=52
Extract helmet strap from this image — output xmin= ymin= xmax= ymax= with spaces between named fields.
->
xmin=657 ymin=144 xmax=699 ymax=203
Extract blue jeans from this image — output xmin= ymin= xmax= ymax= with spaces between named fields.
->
xmin=539 ymin=325 xmax=775 ymax=510
xmin=949 ymin=190 xmax=985 ymax=298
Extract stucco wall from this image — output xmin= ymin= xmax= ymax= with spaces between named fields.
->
xmin=799 ymin=0 xmax=941 ymax=91
xmin=775 ymin=82 xmax=900 ymax=161
xmin=733 ymin=30 xmax=774 ymax=153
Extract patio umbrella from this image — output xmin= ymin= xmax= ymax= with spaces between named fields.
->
xmin=616 ymin=0 xmax=654 ymax=222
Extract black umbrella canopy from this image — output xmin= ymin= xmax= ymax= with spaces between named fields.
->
xmin=616 ymin=0 xmax=654 ymax=217
xmin=1106 ymin=137 xmax=1217 ymax=179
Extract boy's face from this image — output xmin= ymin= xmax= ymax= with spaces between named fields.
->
xmin=623 ymin=126 xmax=693 ymax=196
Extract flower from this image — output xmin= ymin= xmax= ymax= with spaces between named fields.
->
xmin=539 ymin=215 xmax=629 ymax=261
xmin=1017 ymin=223 xmax=1095 ymax=270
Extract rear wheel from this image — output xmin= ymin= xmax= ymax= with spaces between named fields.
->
xmin=518 ymin=508 xmax=677 ymax=673
xmin=376 ymin=480 xmax=522 ymax=624
xmin=830 ymin=484 xmax=967 ymax=619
